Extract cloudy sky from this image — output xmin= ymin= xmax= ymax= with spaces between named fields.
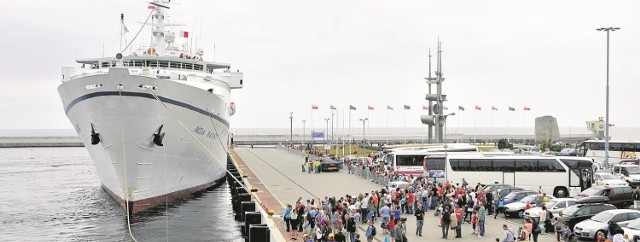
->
xmin=1 ymin=0 xmax=638 ymax=131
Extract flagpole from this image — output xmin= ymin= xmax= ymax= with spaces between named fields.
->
xmin=507 ymin=109 xmax=511 ymax=143
xmin=335 ymin=109 xmax=339 ymax=157
xmin=386 ymin=107 xmax=389 ymax=145
xmin=491 ymin=108 xmax=494 ymax=146
xmin=367 ymin=108 xmax=370 ymax=141
xmin=522 ymin=108 xmax=526 ymax=145
xmin=349 ymin=109 xmax=352 ymax=156
xmin=342 ymin=108 xmax=345 ymax=157
xmin=474 ymin=108 xmax=477 ymax=144
xmin=403 ymin=109 xmax=406 ymax=144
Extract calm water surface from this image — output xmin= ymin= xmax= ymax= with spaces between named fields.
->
xmin=0 ymin=147 xmax=242 ymax=241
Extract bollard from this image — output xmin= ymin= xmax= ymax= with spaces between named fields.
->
xmin=248 ymin=224 xmax=269 ymax=242
xmin=240 ymin=201 xmax=256 ymax=221
xmin=234 ymin=187 xmax=248 ymax=198
xmin=232 ymin=193 xmax=251 ymax=216
xmin=244 ymin=212 xmax=262 ymax=236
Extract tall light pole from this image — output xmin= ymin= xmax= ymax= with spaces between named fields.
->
xmin=359 ymin=118 xmax=368 ymax=145
xmin=289 ymin=112 xmax=293 ymax=145
xmin=302 ymin=120 xmax=306 ymax=146
xmin=597 ymin=27 xmax=620 ymax=169
xmin=324 ymin=118 xmax=330 ymax=145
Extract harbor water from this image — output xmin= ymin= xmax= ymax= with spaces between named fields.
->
xmin=0 ymin=147 xmax=242 ymax=241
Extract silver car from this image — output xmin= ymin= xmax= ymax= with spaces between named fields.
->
xmin=505 ymin=194 xmax=555 ymax=218
xmin=574 ymin=209 xmax=640 ymax=239
xmin=523 ymin=198 xmax=576 ymax=219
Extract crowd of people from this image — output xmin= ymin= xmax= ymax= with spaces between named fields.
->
xmin=278 ymin=146 xmax=640 ymax=242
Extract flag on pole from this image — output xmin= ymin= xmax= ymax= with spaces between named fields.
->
xmin=311 ymin=105 xmax=318 ymax=110
xmin=330 ymin=105 xmax=337 ymax=110
xmin=458 ymin=106 xmax=465 ymax=111
xmin=387 ymin=105 xmax=394 ymax=110
xmin=368 ymin=105 xmax=374 ymax=110
xmin=422 ymin=105 xmax=429 ymax=110
xmin=492 ymin=106 xmax=498 ymax=111
xmin=443 ymin=106 xmax=448 ymax=110
xmin=524 ymin=106 xmax=531 ymax=111
xmin=403 ymin=105 xmax=410 ymax=110
xmin=179 ymin=31 xmax=189 ymax=38
xmin=349 ymin=105 xmax=356 ymax=110
xmin=475 ymin=105 xmax=481 ymax=111
xmin=148 ymin=5 xmax=156 ymax=9
xmin=508 ymin=106 xmax=515 ymax=111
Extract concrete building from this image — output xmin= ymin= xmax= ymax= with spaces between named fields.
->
xmin=535 ymin=115 xmax=560 ymax=142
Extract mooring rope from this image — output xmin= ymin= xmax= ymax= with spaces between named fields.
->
xmin=118 ymin=90 xmax=139 ymax=242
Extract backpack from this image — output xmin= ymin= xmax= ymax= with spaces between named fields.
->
xmin=370 ymin=225 xmax=377 ymax=236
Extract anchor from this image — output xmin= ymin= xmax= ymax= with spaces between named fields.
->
xmin=90 ymin=123 xmax=100 ymax=145
xmin=153 ymin=124 xmax=165 ymax=146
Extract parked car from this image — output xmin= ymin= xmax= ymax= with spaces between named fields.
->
xmin=497 ymin=187 xmax=525 ymax=198
xmin=622 ymin=218 xmax=640 ymax=242
xmin=503 ymin=190 xmax=538 ymax=205
xmin=574 ymin=185 xmax=634 ymax=208
xmin=483 ymin=184 xmax=514 ymax=193
xmin=558 ymin=197 xmax=616 ymax=231
xmin=574 ymin=209 xmax=640 ymax=239
xmin=505 ymin=194 xmax=555 ymax=218
xmin=523 ymin=197 xmax=576 ymax=219
xmin=593 ymin=173 xmax=627 ymax=186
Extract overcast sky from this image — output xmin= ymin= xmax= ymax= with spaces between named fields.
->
xmin=1 ymin=0 xmax=638 ymax=131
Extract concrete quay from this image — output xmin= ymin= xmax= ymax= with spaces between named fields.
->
xmin=230 ymin=147 xmax=558 ymax=242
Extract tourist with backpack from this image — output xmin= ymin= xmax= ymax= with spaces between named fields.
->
xmin=364 ymin=219 xmax=376 ymax=242
xmin=501 ymin=224 xmax=516 ymax=242
xmin=442 ymin=205 xmax=451 ymax=239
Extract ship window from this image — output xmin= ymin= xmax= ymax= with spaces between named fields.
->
xmin=85 ymin=84 xmax=103 ymax=90
xmin=138 ymin=84 xmax=158 ymax=90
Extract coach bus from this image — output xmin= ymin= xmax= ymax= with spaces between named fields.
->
xmin=384 ymin=144 xmax=480 ymax=175
xmin=423 ymin=155 xmax=594 ymax=197
xmin=577 ymin=140 xmax=640 ymax=168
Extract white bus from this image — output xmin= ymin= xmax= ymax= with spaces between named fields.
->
xmin=578 ymin=140 xmax=640 ymax=166
xmin=423 ymin=155 xmax=594 ymax=197
xmin=384 ymin=144 xmax=480 ymax=175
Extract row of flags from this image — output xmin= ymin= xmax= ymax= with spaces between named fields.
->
xmin=312 ymin=105 xmax=532 ymax=111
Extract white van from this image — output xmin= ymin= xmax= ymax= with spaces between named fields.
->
xmin=612 ymin=164 xmax=640 ymax=187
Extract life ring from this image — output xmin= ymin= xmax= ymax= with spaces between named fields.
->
xmin=147 ymin=47 xmax=156 ymax=55
xmin=599 ymin=124 xmax=604 ymax=129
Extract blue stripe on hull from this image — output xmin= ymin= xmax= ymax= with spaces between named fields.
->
xmin=64 ymin=91 xmax=229 ymax=127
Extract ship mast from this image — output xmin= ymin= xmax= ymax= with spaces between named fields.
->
xmin=150 ymin=0 xmax=171 ymax=56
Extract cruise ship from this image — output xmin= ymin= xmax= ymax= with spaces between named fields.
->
xmin=57 ymin=1 xmax=242 ymax=214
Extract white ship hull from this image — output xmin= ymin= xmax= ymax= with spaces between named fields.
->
xmin=58 ymin=68 xmax=230 ymax=213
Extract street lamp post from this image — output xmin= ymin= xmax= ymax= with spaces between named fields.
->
xmin=597 ymin=27 xmax=620 ymax=169
xmin=442 ymin=113 xmax=456 ymax=155
xmin=302 ymin=120 xmax=306 ymax=146
xmin=289 ymin=112 xmax=293 ymax=146
xmin=324 ymin=118 xmax=330 ymax=145
xmin=359 ymin=118 xmax=368 ymax=145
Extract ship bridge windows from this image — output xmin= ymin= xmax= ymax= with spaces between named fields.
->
xmin=97 ymin=59 xmax=205 ymax=72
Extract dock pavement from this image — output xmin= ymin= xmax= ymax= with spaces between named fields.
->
xmin=231 ymin=147 xmax=556 ymax=242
